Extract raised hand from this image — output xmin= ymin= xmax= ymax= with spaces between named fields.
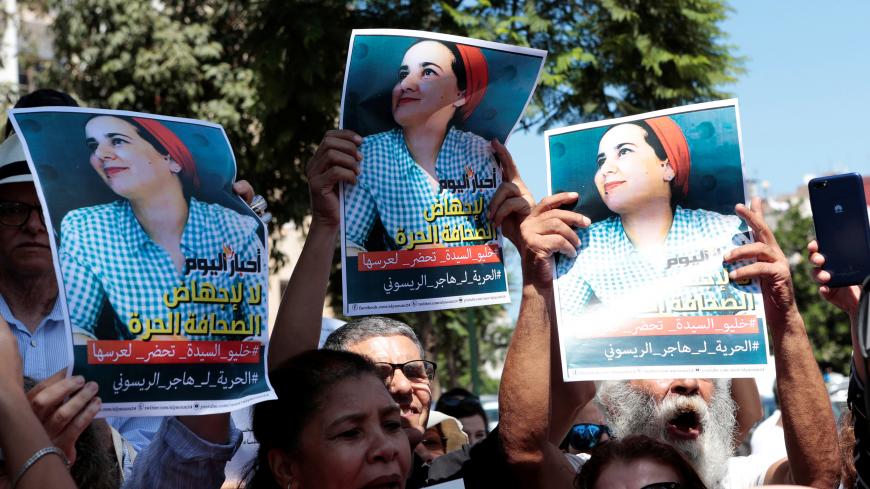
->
xmin=306 ymin=130 xmax=363 ymax=228
xmin=488 ymin=139 xmax=535 ymax=246
xmin=517 ymin=193 xmax=590 ymax=286
xmin=807 ymin=239 xmax=861 ymax=316
xmin=725 ymin=197 xmax=795 ymax=316
xmin=26 ymin=369 xmax=101 ymax=464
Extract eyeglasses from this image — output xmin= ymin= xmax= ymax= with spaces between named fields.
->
xmin=0 ymin=201 xmax=44 ymax=227
xmin=567 ymin=423 xmax=611 ymax=451
xmin=373 ymin=360 xmax=437 ymax=385
xmin=640 ymin=483 xmax=681 ymax=489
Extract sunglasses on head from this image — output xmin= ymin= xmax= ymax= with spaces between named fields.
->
xmin=438 ymin=394 xmax=482 ymax=410
xmin=567 ymin=423 xmax=611 ymax=451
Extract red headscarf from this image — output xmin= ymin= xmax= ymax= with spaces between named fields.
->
xmin=132 ymin=117 xmax=200 ymax=189
xmin=455 ymin=44 xmax=488 ymax=121
xmin=644 ymin=116 xmax=690 ymax=199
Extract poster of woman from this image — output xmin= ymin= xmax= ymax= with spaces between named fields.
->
xmin=339 ymin=29 xmax=546 ymax=315
xmin=546 ymin=100 xmax=769 ymax=381
xmin=9 ymin=107 xmax=275 ymax=416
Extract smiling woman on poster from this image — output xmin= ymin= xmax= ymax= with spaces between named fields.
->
xmin=344 ymin=39 xmax=500 ymax=253
xmin=555 ymin=116 xmax=753 ymax=317
xmin=60 ymin=115 xmax=267 ymax=341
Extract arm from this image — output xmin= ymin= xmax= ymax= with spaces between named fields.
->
xmin=268 ymin=130 xmax=362 ymax=370
xmin=498 ymin=189 xmax=593 ymax=487
xmin=732 ymin=378 xmax=764 ymax=446
xmin=0 ymin=317 xmax=76 ymax=489
xmin=121 ymin=415 xmax=241 ymax=489
xmin=726 ymin=198 xmax=839 ymax=487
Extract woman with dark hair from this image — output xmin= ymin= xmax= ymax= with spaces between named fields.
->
xmin=243 ymin=349 xmax=411 ymax=489
xmin=575 ymin=435 xmax=708 ymax=489
xmin=555 ymin=116 xmax=755 ymax=319
xmin=61 ymin=114 xmax=267 ymax=340
xmin=344 ymin=39 xmax=500 ymax=253
xmin=436 ymin=387 xmax=489 ymax=445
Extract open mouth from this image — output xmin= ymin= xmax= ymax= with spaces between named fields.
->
xmin=666 ymin=409 xmax=702 ymax=440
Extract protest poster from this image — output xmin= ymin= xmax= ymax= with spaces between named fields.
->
xmin=9 ymin=107 xmax=276 ymax=416
xmin=546 ymin=100 xmax=769 ymax=381
xmin=339 ymin=29 xmax=546 ymax=315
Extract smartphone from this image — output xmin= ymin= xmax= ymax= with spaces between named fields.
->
xmin=808 ymin=173 xmax=870 ymax=287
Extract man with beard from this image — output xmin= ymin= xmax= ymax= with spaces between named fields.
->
xmin=498 ymin=191 xmax=840 ymax=488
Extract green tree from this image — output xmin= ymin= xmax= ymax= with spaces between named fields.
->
xmin=773 ymin=203 xmax=852 ymax=373
xmin=29 ymin=0 xmax=743 ymax=390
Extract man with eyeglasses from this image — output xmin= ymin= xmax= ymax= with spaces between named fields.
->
xmin=269 ymin=129 xmax=538 ymax=488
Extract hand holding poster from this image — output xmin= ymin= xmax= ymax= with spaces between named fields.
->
xmin=546 ymin=100 xmax=768 ymax=381
xmin=339 ymin=29 xmax=546 ymax=315
xmin=9 ymin=108 xmax=276 ymax=416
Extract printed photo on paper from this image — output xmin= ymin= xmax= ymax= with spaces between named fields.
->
xmin=339 ymin=28 xmax=546 ymax=315
xmin=546 ymin=100 xmax=769 ymax=381
xmin=9 ymin=107 xmax=276 ymax=416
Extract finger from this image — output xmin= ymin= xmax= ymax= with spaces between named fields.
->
xmin=538 ymin=234 xmax=579 ymax=258
xmin=491 ymin=196 xmax=531 ymax=227
xmin=812 ymin=268 xmax=832 ymax=284
xmin=537 ymin=209 xmax=591 ymax=229
xmin=533 ymin=193 xmax=579 ymax=217
xmin=316 ymin=148 xmax=361 ymax=176
xmin=29 ymin=376 xmax=87 ymax=421
xmin=534 ymin=218 xmax=581 ymax=249
xmin=488 ymin=182 xmax=522 ymax=219
xmin=491 ymin=139 xmax=518 ymax=182
xmin=232 ymin=180 xmax=255 ymax=204
xmin=750 ymin=196 xmax=765 ymax=220
xmin=26 ymin=369 xmax=67 ymax=401
xmin=317 ymin=166 xmax=359 ymax=190
xmin=809 ymin=252 xmax=825 ymax=267
xmin=44 ymin=381 xmax=99 ymax=436
xmin=724 ymin=242 xmax=780 ymax=264
xmin=735 ymin=202 xmax=777 ymax=247
xmin=728 ymin=261 xmax=782 ymax=282
xmin=53 ymin=396 xmax=101 ymax=464
xmin=323 ymin=129 xmax=362 ymax=145
xmin=807 ymin=240 xmax=819 ymax=254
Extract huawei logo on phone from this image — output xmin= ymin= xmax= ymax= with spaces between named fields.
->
xmin=834 ymin=204 xmax=844 ymax=214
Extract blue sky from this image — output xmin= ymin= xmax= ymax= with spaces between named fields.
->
xmin=506 ymin=0 xmax=870 ymax=201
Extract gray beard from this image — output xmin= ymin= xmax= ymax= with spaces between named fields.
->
xmin=596 ymin=379 xmax=736 ymax=489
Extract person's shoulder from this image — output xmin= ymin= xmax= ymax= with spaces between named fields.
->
xmin=360 ymin=128 xmax=402 ymax=152
xmin=449 ymin=127 xmax=492 ymax=156
xmin=61 ymin=201 xmax=126 ymax=235
xmin=193 ymin=198 xmax=260 ymax=235
xmin=677 ymin=206 xmax=741 ymax=232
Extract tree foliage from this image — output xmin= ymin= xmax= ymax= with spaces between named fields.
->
xmin=772 ymin=203 xmax=853 ymax=373
xmin=25 ymin=0 xmax=743 ymax=391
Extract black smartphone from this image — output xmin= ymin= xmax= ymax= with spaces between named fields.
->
xmin=808 ymin=173 xmax=870 ymax=287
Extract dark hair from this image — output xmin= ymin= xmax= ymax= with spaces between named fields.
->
xmin=5 ymin=88 xmax=79 ymax=136
xmin=604 ymin=120 xmax=668 ymax=162
xmin=323 ymin=316 xmax=424 ymax=358
xmin=575 ymin=435 xmax=708 ymax=489
xmin=242 ymin=349 xmax=378 ymax=489
xmin=436 ymin=388 xmax=488 ymax=431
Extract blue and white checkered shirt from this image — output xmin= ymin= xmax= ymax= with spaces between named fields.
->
xmin=59 ymin=197 xmax=267 ymax=340
xmin=344 ymin=127 xmax=500 ymax=250
xmin=555 ymin=206 xmax=758 ymax=318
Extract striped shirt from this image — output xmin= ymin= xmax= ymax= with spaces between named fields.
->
xmin=60 ymin=197 xmax=267 ymax=341
xmin=344 ymin=127 xmax=500 ymax=250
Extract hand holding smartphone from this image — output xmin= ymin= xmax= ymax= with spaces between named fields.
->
xmin=808 ymin=173 xmax=870 ymax=287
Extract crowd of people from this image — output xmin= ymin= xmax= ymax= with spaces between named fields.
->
xmin=0 ymin=87 xmax=865 ymax=489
